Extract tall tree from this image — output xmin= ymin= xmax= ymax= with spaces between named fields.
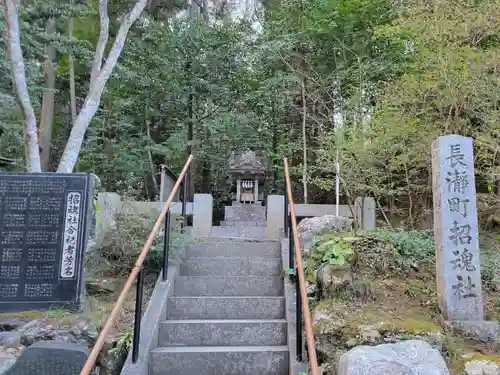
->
xmin=3 ymin=0 xmax=149 ymax=173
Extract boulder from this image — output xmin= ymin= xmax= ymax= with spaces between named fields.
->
xmin=0 ymin=334 xmax=21 ymax=347
xmin=316 ymin=263 xmax=353 ymax=298
xmin=464 ymin=360 xmax=500 ymax=375
xmin=337 ymin=340 xmax=450 ymax=375
xmin=297 ymin=215 xmax=353 ymax=255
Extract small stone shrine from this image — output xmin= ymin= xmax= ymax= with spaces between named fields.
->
xmin=228 ymin=150 xmax=268 ymax=204
xmin=431 ymin=134 xmax=483 ymax=321
xmin=0 ymin=172 xmax=94 ymax=313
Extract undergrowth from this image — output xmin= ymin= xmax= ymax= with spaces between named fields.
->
xmin=86 ymin=210 xmax=190 ymax=277
xmin=372 ymin=228 xmax=434 ymax=263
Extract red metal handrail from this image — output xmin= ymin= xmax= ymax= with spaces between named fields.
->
xmin=284 ymin=157 xmax=320 ymax=375
xmin=80 ymin=155 xmax=193 ymax=375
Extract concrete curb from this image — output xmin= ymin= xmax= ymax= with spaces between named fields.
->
xmin=281 ymin=238 xmax=309 ymax=375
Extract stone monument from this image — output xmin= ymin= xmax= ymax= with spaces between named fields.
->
xmin=431 ymin=134 xmax=483 ymax=321
xmin=0 ymin=172 xmax=94 ymax=313
xmin=5 ymin=341 xmax=96 ymax=375
xmin=228 ymin=150 xmax=268 ymax=204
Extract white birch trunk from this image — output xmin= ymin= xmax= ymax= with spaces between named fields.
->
xmin=57 ymin=0 xmax=148 ymax=173
xmin=3 ymin=0 xmax=42 ymax=172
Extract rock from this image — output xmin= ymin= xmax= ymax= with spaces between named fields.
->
xmin=18 ymin=319 xmax=100 ymax=347
xmin=464 ymin=360 xmax=500 ymax=375
xmin=317 ymin=263 xmax=353 ymax=298
xmin=99 ymin=347 xmax=126 ymax=375
xmin=307 ymin=281 xmax=317 ymax=298
xmin=0 ymin=333 xmax=21 ymax=347
xmin=450 ymin=320 xmax=500 ymax=344
xmin=313 ymin=302 xmax=349 ymax=362
xmin=297 ymin=215 xmax=354 ymax=255
xmin=0 ymin=320 xmax=28 ymax=332
xmin=359 ymin=325 xmax=381 ymax=344
xmin=85 ymin=281 xmax=114 ymax=295
xmin=337 ymin=340 xmax=450 ymax=375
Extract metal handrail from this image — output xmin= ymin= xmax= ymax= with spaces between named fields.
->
xmin=80 ymin=155 xmax=193 ymax=375
xmin=283 ymin=158 xmax=320 ymax=375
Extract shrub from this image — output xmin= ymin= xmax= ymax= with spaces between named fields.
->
xmin=372 ymin=228 xmax=434 ymax=264
xmin=88 ymin=210 xmax=190 ymax=277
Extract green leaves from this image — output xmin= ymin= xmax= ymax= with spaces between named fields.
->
xmin=313 ymin=237 xmax=354 ymax=267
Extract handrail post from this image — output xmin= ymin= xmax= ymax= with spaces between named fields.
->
xmin=132 ymin=265 xmax=145 ymax=363
xmin=284 ymin=192 xmax=289 ymax=237
xmin=288 ymin=216 xmax=294 ymax=276
xmin=162 ymin=209 xmax=171 ymax=282
xmin=296 ymin=274 xmax=303 ymax=362
xmin=181 ymin=166 xmax=189 ymax=233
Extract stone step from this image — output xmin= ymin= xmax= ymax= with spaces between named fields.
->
xmin=180 ymin=257 xmax=282 ymax=277
xmin=158 ymin=319 xmax=287 ymax=347
xmin=220 ymin=220 xmax=266 ymax=227
xmin=185 ymin=241 xmax=280 ymax=258
xmin=174 ymin=276 xmax=284 ymax=296
xmin=166 ymin=297 xmax=286 ymax=320
xmin=209 ymin=226 xmax=267 ymax=239
xmin=149 ymin=346 xmax=289 ymax=375
xmin=224 ymin=205 xmax=266 ymax=221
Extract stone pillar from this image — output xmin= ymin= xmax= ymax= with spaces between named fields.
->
xmin=192 ymin=194 xmax=213 ymax=237
xmin=236 ymin=179 xmax=241 ymax=203
xmin=95 ymin=192 xmax=122 ymax=247
xmin=354 ymin=197 xmax=376 ymax=230
xmin=254 ymin=178 xmax=259 ymax=202
xmin=431 ymin=134 xmax=483 ymax=321
xmin=159 ymin=165 xmax=167 ymax=202
xmin=267 ymin=195 xmax=285 ymax=240
xmin=354 ymin=197 xmax=363 ymax=229
xmin=362 ymin=197 xmax=376 ymax=229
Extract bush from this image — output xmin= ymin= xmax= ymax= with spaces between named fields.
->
xmin=372 ymin=228 xmax=434 ymax=264
xmin=89 ymin=211 xmax=190 ymax=277
xmin=481 ymin=247 xmax=500 ymax=288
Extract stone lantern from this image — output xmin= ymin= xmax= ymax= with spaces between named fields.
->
xmin=228 ymin=150 xmax=268 ymax=205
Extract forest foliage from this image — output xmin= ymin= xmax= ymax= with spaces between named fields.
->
xmin=1 ymin=0 xmax=499 ymax=226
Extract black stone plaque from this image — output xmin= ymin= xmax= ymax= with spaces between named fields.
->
xmin=5 ymin=341 xmax=96 ymax=375
xmin=0 ymin=173 xmax=94 ymax=312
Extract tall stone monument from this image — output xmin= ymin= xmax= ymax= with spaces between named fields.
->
xmin=0 ymin=173 xmax=94 ymax=312
xmin=431 ymin=134 xmax=483 ymax=321
xmin=228 ymin=150 xmax=268 ymax=204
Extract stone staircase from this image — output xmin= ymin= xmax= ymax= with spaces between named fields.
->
xmin=149 ymin=204 xmax=289 ymax=375
xmin=209 ymin=204 xmax=268 ymax=239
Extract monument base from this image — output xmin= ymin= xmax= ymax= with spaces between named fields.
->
xmin=443 ymin=319 xmax=500 ymax=344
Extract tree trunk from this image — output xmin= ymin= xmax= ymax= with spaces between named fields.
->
xmin=57 ymin=0 xmax=149 ymax=173
xmin=145 ymin=109 xmax=159 ymax=196
xmin=69 ymin=17 xmax=77 ymax=124
xmin=187 ymin=88 xmax=194 ymax=199
xmin=3 ymin=0 xmax=41 ymax=172
xmin=301 ymin=76 xmax=308 ymax=203
xmin=39 ymin=17 xmax=57 ymax=171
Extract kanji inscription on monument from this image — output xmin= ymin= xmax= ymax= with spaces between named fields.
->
xmin=431 ymin=135 xmax=483 ymax=321
xmin=0 ymin=173 xmax=93 ymax=313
